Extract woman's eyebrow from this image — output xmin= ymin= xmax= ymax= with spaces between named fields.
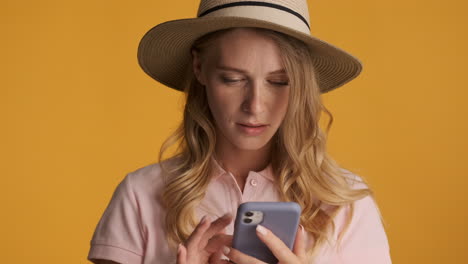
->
xmin=215 ymin=65 xmax=286 ymax=74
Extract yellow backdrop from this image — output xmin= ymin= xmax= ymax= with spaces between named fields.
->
xmin=2 ymin=0 xmax=467 ymax=263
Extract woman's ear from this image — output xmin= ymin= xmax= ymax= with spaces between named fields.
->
xmin=191 ymin=49 xmax=205 ymax=86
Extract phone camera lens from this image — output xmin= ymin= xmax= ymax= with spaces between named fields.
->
xmin=243 ymin=218 xmax=252 ymax=224
xmin=245 ymin=211 xmax=254 ymax=217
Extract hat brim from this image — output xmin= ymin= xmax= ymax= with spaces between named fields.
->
xmin=137 ymin=16 xmax=363 ymax=93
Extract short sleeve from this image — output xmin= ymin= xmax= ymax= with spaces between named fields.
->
xmin=88 ymin=173 xmax=146 ymax=264
xmin=330 ymin=194 xmax=392 ymax=264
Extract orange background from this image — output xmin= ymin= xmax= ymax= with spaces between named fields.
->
xmin=2 ymin=0 xmax=467 ymax=263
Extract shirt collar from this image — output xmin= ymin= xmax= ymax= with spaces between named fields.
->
xmin=210 ymin=155 xmax=275 ymax=182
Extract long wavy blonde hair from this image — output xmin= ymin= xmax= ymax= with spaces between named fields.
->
xmin=158 ymin=27 xmax=380 ymax=259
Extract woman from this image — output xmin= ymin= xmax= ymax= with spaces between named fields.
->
xmin=87 ymin=1 xmax=392 ymax=264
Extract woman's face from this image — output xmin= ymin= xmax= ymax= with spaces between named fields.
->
xmin=192 ymin=28 xmax=290 ymax=151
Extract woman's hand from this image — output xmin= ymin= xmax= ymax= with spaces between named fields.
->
xmin=222 ymin=224 xmax=308 ymax=264
xmin=177 ymin=213 xmax=233 ymax=264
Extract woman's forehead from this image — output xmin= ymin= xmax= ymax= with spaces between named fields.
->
xmin=205 ymin=29 xmax=285 ymax=72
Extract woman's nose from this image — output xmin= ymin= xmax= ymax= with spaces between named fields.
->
xmin=241 ymin=80 xmax=265 ymax=114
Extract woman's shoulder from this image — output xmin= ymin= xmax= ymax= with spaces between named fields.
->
xmin=318 ymin=168 xmax=370 ymax=212
xmin=124 ymin=161 xmax=162 ymax=188
xmin=339 ymin=167 xmax=370 ymax=190
xmin=318 ymin=169 xmax=391 ymax=262
xmin=123 ymin=156 xmax=181 ymax=193
xmin=333 ymin=168 xmax=384 ymax=230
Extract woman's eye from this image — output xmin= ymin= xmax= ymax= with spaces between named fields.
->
xmin=270 ymin=81 xmax=289 ymax=86
xmin=221 ymin=77 xmax=288 ymax=86
xmin=222 ymin=77 xmax=243 ymax=83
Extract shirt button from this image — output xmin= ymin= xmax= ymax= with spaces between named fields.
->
xmin=250 ymin=179 xmax=258 ymax=186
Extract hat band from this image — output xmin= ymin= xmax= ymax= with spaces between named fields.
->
xmin=198 ymin=1 xmax=310 ymax=30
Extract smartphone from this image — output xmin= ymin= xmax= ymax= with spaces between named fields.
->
xmin=232 ymin=202 xmax=301 ymax=264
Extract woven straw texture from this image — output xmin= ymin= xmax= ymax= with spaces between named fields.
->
xmin=137 ymin=0 xmax=362 ymax=93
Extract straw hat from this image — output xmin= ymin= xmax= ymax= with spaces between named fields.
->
xmin=137 ymin=0 xmax=363 ymax=93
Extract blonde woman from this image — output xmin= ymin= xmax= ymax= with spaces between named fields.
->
xmin=87 ymin=1 xmax=392 ymax=264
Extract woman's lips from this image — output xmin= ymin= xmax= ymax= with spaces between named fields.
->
xmin=239 ymin=122 xmax=267 ymax=127
xmin=236 ymin=123 xmax=268 ymax=136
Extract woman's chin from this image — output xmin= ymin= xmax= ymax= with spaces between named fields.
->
xmin=230 ymin=137 xmax=272 ymax=151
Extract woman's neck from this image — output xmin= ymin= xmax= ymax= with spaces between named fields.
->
xmin=214 ymin=139 xmax=272 ymax=190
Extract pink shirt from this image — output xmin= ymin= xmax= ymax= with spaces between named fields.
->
xmin=87 ymin=157 xmax=392 ymax=263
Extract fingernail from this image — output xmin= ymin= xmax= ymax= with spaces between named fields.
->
xmin=200 ymin=215 xmax=207 ymax=224
xmin=222 ymin=212 xmax=232 ymax=219
xmin=208 ymin=215 xmax=215 ymax=222
xmin=223 ymin=246 xmax=231 ymax=255
xmin=256 ymin=224 xmax=268 ymax=236
xmin=177 ymin=243 xmax=182 ymax=254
